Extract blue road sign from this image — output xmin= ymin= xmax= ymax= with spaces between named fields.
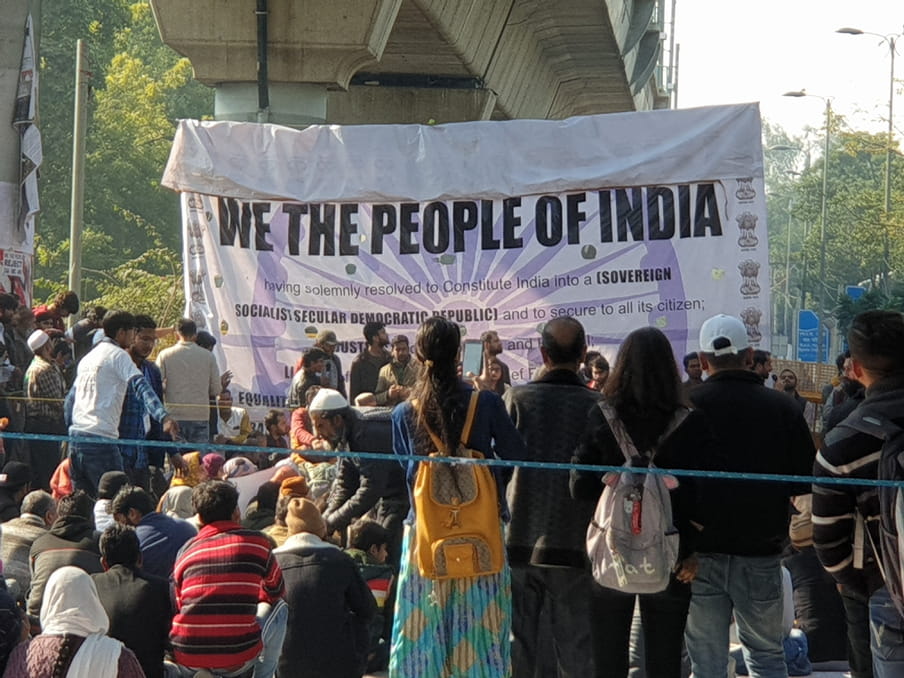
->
xmin=846 ymin=285 xmax=867 ymax=301
xmin=798 ymin=310 xmax=819 ymax=363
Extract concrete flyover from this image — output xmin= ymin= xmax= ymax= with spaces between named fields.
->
xmin=149 ymin=0 xmax=671 ymax=126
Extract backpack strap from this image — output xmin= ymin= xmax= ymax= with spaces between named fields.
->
xmin=598 ymin=402 xmax=641 ymax=463
xmin=598 ymin=402 xmax=689 ymax=464
xmin=419 ymin=391 xmax=480 ymax=457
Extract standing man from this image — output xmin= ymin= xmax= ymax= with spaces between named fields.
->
xmin=813 ymin=310 xmax=904 ymax=678
xmin=752 ymin=349 xmax=773 ymax=385
xmin=157 ymin=318 xmax=221 ymax=444
xmin=685 ymin=314 xmax=816 ymax=678
xmin=69 ymin=310 xmax=179 ymax=498
xmin=481 ymin=330 xmax=511 ymax=390
xmin=373 ymin=334 xmax=419 ymax=406
xmin=120 ymin=315 xmax=184 ymax=491
xmin=348 ymin=321 xmax=390 ymax=402
xmin=503 ymin=316 xmax=602 ymax=677
xmin=24 ymin=329 xmax=66 ymax=489
xmin=681 ymin=351 xmax=704 ymax=401
xmin=315 ymin=329 xmax=346 ymax=398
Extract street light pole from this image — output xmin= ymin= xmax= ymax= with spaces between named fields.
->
xmin=783 ymin=90 xmax=832 ymax=362
xmin=837 ymin=26 xmax=902 ymax=293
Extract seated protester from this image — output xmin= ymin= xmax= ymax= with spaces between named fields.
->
xmin=169 ymin=481 xmax=286 ymax=677
xmin=201 ymin=453 xmax=225 ymax=481
xmin=27 ymin=490 xmax=102 ymax=618
xmin=264 ymin=409 xmax=290 ymax=449
xmin=111 ymin=486 xmax=197 ymax=579
xmin=345 ymin=519 xmax=394 ymax=674
xmin=274 ymin=498 xmax=375 ymax=678
xmin=0 ymin=490 xmax=56 ymax=593
xmin=92 ymin=524 xmax=172 ymax=678
xmin=265 ymin=477 xmax=310 ymax=548
xmin=5 ymin=566 xmax=144 ymax=678
xmin=290 ymin=385 xmax=321 ymax=450
xmin=49 ymin=458 xmax=73 ymax=501
xmin=213 ymin=389 xmax=252 ymax=445
xmin=242 ymin=481 xmax=280 ymax=531
xmin=93 ymin=471 xmax=129 ymax=533
xmin=156 ymin=451 xmax=207 ymax=520
xmin=0 ymin=462 xmax=31 ymax=523
xmin=222 ymin=456 xmax=258 ymax=479
xmin=0 ymin=590 xmax=27 ymax=675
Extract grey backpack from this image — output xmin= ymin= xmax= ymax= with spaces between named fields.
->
xmin=586 ymin=403 xmax=686 ymax=593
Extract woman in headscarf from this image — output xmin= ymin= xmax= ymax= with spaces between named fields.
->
xmin=3 ymin=566 xmax=144 ymax=678
xmin=156 ymin=451 xmax=207 ymax=519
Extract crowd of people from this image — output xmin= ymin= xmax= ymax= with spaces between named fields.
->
xmin=0 ymin=288 xmax=899 ymax=678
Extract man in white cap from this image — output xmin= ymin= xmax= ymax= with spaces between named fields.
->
xmin=683 ymin=314 xmax=816 ymax=678
xmin=308 ymin=389 xmax=406 ymax=565
xmin=24 ymin=330 xmax=67 ymax=489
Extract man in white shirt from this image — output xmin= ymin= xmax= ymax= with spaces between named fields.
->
xmin=69 ymin=310 xmax=179 ymax=498
xmin=156 ymin=318 xmax=221 ymax=444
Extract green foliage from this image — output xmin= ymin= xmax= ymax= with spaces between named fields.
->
xmin=764 ymin=118 xmax=904 ymax=336
xmin=35 ymin=0 xmax=211 ymax=320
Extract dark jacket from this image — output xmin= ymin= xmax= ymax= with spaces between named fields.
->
xmin=28 ymin=515 xmax=102 ymax=615
xmin=572 ymin=406 xmax=710 ymax=560
xmin=275 ymin=535 xmax=375 ymax=678
xmin=688 ymin=369 xmax=816 ymax=556
xmin=92 ymin=564 xmax=173 ymax=678
xmin=0 ymin=491 xmax=20 ymax=523
xmin=812 ymin=374 xmax=904 ymax=599
xmin=323 ymin=407 xmax=408 ymax=535
xmin=134 ymin=511 xmax=197 ymax=579
xmin=503 ymin=369 xmax=602 ymax=567
xmin=348 ymin=350 xmax=390 ymax=402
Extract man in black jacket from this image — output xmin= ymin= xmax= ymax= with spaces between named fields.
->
xmin=93 ymin=523 xmax=172 ymax=678
xmin=685 ymin=314 xmax=815 ymax=678
xmin=503 ymin=316 xmax=601 ymax=678
xmin=309 ymin=389 xmax=408 ymax=567
xmin=27 ymin=490 xmax=103 ymax=617
xmin=813 ymin=310 xmax=904 ymax=678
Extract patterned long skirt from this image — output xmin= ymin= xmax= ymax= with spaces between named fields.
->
xmin=389 ymin=524 xmax=512 ymax=678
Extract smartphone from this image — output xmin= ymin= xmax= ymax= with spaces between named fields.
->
xmin=461 ymin=339 xmax=483 ymax=377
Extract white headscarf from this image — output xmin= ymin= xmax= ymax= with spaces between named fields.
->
xmin=40 ymin=566 xmax=122 ymax=678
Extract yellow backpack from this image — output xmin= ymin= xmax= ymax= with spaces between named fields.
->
xmin=413 ymin=392 xmax=504 ymax=579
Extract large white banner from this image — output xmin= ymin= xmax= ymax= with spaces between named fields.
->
xmin=163 ymin=104 xmax=769 ymax=420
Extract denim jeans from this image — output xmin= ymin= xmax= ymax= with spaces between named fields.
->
xmin=69 ymin=433 xmax=123 ymax=498
xmin=252 ymin=599 xmax=288 ymax=678
xmin=869 ymin=586 xmax=904 ymax=678
xmin=163 ymin=599 xmax=288 ymax=678
xmin=685 ymin=553 xmax=787 ymax=678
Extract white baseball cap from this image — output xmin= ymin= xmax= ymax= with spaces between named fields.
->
xmin=699 ymin=314 xmax=750 ymax=356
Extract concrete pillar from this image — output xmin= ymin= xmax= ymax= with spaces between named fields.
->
xmin=0 ymin=0 xmax=30 ymax=235
xmin=327 ymin=86 xmax=496 ymax=125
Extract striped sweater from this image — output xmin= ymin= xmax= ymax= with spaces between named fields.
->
xmin=811 ymin=376 xmax=904 ymax=598
xmin=171 ymin=520 xmax=284 ymax=670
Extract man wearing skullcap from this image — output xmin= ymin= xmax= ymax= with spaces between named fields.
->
xmin=24 ymin=329 xmax=66 ymax=490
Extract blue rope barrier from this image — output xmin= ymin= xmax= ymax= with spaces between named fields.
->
xmin=2 ymin=430 xmax=898 ymax=489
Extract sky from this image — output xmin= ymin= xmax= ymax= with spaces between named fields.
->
xmin=673 ymin=1 xmax=903 ymax=143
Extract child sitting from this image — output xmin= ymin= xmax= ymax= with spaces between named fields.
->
xmin=345 ymin=518 xmax=394 ymax=673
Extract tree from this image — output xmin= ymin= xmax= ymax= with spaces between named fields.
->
xmin=35 ymin=1 xmax=212 ymax=322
